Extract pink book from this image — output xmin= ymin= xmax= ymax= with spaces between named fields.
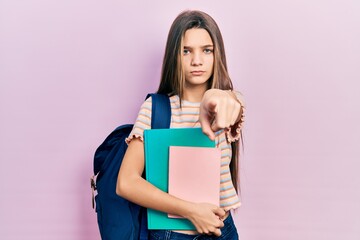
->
xmin=168 ymin=146 xmax=221 ymax=218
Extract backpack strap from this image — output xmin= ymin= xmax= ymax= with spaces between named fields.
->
xmin=146 ymin=93 xmax=171 ymax=129
xmin=140 ymin=93 xmax=170 ymax=240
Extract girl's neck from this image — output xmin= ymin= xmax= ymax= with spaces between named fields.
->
xmin=182 ymin=85 xmax=207 ymax=102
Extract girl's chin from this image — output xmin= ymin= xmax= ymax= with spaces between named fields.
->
xmin=185 ymin=81 xmax=208 ymax=88
xmin=185 ymin=77 xmax=210 ymax=86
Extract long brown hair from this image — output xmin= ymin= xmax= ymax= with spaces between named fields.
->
xmin=157 ymin=10 xmax=241 ymax=192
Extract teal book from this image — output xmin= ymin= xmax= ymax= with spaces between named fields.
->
xmin=143 ymin=128 xmax=215 ymax=230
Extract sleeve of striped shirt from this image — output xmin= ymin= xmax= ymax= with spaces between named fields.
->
xmin=125 ymin=97 xmax=152 ymax=144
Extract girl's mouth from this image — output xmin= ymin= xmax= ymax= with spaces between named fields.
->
xmin=191 ymin=71 xmax=205 ymax=76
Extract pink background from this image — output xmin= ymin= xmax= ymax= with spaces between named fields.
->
xmin=1 ymin=0 xmax=359 ymax=239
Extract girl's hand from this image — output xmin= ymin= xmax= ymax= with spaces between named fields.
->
xmin=185 ymin=202 xmax=226 ymax=236
xmin=199 ymin=89 xmax=242 ymax=140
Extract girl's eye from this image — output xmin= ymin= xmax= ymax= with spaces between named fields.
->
xmin=183 ymin=49 xmax=190 ymax=55
xmin=204 ymin=48 xmax=213 ymax=54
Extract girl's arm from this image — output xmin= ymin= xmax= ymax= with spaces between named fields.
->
xmin=116 ymin=138 xmax=226 ymax=236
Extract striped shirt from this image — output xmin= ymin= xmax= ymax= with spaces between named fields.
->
xmin=126 ymin=95 xmax=241 ymax=211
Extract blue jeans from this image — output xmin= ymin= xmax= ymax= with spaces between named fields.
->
xmin=148 ymin=214 xmax=238 ymax=240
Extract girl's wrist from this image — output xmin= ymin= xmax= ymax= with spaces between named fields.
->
xmin=225 ymin=90 xmax=245 ymax=142
xmin=179 ymin=201 xmax=197 ymax=220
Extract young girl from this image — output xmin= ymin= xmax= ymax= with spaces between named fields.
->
xmin=117 ymin=10 xmax=245 ymax=240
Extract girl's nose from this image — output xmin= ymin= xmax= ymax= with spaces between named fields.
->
xmin=191 ymin=52 xmax=203 ymax=66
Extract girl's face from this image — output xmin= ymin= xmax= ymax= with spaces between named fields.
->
xmin=182 ymin=28 xmax=214 ymax=89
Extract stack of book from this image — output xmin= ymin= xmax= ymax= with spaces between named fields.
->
xmin=144 ymin=128 xmax=221 ymax=230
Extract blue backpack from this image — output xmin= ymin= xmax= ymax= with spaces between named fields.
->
xmin=91 ymin=94 xmax=171 ymax=240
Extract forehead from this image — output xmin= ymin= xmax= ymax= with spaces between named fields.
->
xmin=183 ymin=28 xmax=213 ymax=46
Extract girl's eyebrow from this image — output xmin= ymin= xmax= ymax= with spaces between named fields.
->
xmin=184 ymin=44 xmax=214 ymax=49
xmin=202 ymin=44 xmax=214 ymax=48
